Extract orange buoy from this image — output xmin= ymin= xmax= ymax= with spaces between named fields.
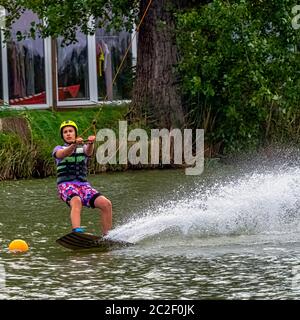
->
xmin=8 ymin=239 xmax=29 ymax=253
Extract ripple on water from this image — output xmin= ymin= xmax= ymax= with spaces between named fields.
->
xmin=1 ymin=169 xmax=300 ymax=299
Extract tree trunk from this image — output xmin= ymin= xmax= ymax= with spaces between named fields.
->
xmin=132 ymin=0 xmax=185 ymax=129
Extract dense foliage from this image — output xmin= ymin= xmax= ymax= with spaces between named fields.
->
xmin=0 ymin=0 xmax=139 ymax=43
xmin=2 ymin=0 xmax=300 ymax=153
xmin=177 ymin=0 xmax=300 ymax=152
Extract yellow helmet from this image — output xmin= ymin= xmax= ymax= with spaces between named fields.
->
xmin=60 ymin=120 xmax=78 ymax=138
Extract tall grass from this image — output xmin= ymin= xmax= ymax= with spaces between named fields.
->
xmin=0 ymin=133 xmax=37 ymax=180
xmin=0 ymin=106 xmax=129 ymax=180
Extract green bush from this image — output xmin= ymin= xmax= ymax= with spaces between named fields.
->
xmin=177 ymin=0 xmax=300 ymax=153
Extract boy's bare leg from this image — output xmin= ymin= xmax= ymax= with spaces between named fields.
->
xmin=94 ymin=196 xmax=112 ymax=236
xmin=69 ymin=196 xmax=82 ymax=229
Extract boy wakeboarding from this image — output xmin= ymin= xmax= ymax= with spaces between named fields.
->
xmin=52 ymin=120 xmax=112 ymax=236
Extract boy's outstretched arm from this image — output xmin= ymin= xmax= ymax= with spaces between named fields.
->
xmin=85 ymin=135 xmax=96 ymax=157
xmin=55 ymin=137 xmax=84 ymax=159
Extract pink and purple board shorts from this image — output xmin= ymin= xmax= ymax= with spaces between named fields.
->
xmin=57 ymin=182 xmax=101 ymax=208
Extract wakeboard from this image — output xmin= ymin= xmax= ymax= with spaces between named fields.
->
xmin=56 ymin=232 xmax=133 ymax=251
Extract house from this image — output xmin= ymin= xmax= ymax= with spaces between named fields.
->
xmin=0 ymin=10 xmax=136 ymax=109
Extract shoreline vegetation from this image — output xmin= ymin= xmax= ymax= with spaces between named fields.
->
xmin=0 ymin=105 xmax=131 ymax=180
xmin=0 ymin=104 xmax=206 ymax=181
xmin=1 ymin=3 xmax=300 ymax=180
xmin=0 ymin=104 xmax=299 ymax=181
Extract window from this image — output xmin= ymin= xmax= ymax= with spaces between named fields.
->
xmin=0 ymin=10 xmax=135 ymax=109
xmin=7 ymin=11 xmax=46 ymax=105
xmin=95 ymin=28 xmax=133 ymax=101
xmin=57 ymin=32 xmax=89 ymax=101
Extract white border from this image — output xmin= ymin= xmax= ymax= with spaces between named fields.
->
xmin=1 ymin=26 xmax=9 ymax=104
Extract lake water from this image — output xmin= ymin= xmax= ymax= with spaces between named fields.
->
xmin=1 ymin=163 xmax=300 ymax=299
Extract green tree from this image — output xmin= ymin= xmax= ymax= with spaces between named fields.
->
xmin=177 ymin=0 xmax=300 ymax=152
